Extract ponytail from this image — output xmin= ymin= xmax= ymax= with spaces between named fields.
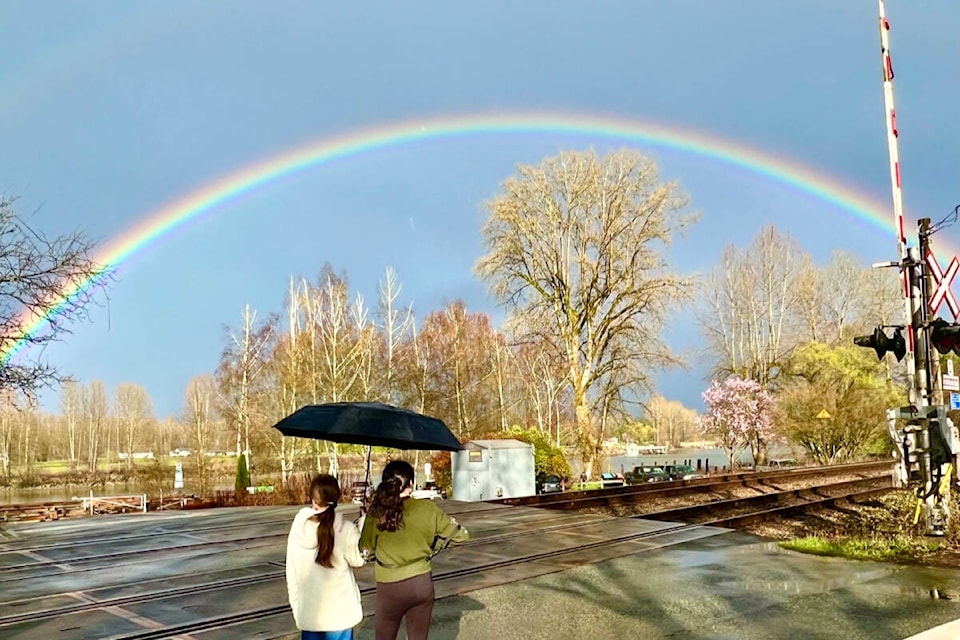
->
xmin=369 ymin=460 xmax=414 ymax=532
xmin=307 ymin=474 xmax=341 ymax=568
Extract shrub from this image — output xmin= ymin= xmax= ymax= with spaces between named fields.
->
xmin=235 ymin=453 xmax=251 ymax=494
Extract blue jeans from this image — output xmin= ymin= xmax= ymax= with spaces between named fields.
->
xmin=301 ymin=630 xmax=352 ymax=640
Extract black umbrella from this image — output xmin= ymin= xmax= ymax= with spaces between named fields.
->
xmin=272 ymin=402 xmax=463 ymax=490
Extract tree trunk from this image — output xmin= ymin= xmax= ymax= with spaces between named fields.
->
xmin=574 ymin=388 xmax=593 ymax=477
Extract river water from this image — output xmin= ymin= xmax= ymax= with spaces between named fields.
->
xmin=1 ymin=483 xmax=153 ymax=505
xmin=0 ymin=480 xmax=236 ymax=505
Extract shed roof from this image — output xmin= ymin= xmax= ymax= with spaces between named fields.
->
xmin=466 ymin=438 xmax=532 ymax=450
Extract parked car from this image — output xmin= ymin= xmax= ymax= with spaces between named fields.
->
xmin=758 ymin=458 xmax=799 ymax=471
xmin=664 ymin=464 xmax=703 ymax=481
xmin=412 ymin=481 xmax=447 ymax=500
xmin=600 ymin=472 xmax=624 ymax=488
xmin=625 ymin=465 xmax=668 ymax=484
xmin=769 ymin=458 xmax=797 ymax=469
xmin=350 ymin=481 xmax=372 ymax=504
xmin=538 ymin=474 xmax=564 ymax=494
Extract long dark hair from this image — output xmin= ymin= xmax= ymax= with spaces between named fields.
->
xmin=308 ymin=474 xmax=340 ymax=568
xmin=369 ymin=460 xmax=414 ymax=532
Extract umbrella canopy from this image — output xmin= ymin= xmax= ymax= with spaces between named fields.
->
xmin=272 ymin=402 xmax=463 ymax=451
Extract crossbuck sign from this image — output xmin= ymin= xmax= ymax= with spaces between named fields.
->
xmin=926 ymin=250 xmax=960 ymax=319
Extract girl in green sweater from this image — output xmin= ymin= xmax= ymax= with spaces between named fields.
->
xmin=359 ymin=460 xmax=468 ymax=640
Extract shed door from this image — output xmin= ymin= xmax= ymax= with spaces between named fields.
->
xmin=469 ymin=474 xmax=482 ymax=501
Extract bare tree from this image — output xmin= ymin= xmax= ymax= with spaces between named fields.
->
xmin=60 ymin=380 xmax=83 ymax=467
xmin=419 ymin=302 xmax=498 ymax=439
xmin=700 ymin=226 xmax=805 ymax=386
xmin=857 ymin=263 xmax=903 ymax=331
xmin=475 ymin=149 xmax=696 ymax=473
xmin=377 ymin=266 xmax=414 ymax=406
xmin=793 ymin=264 xmax=824 ymax=343
xmin=260 ymin=278 xmax=309 ymax=484
xmin=0 ymin=196 xmax=110 ymax=393
xmin=301 ymin=267 xmax=368 ymax=476
xmin=508 ymin=317 xmax=569 ymax=444
xmin=83 ymin=380 xmax=108 ymax=472
xmin=156 ymin=417 xmax=182 ymax=456
xmin=0 ymin=389 xmax=29 ymax=478
xmin=217 ymin=304 xmax=273 ymax=476
xmin=645 ymin=395 xmax=698 ymax=447
xmin=490 ymin=328 xmax=509 ymax=432
xmin=184 ymin=374 xmax=217 ymax=494
xmin=820 ymin=251 xmax=869 ymax=344
xmin=114 ymin=383 xmax=154 ymax=468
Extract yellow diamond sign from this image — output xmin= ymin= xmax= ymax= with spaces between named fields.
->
xmin=816 ymin=409 xmax=831 ymax=419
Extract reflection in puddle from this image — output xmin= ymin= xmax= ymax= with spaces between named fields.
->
xmin=669 ymin=541 xmax=960 ymax=598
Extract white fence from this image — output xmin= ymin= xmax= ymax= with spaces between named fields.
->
xmin=72 ymin=491 xmax=147 ymax=515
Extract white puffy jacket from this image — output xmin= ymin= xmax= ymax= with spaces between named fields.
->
xmin=285 ymin=507 xmax=365 ymax=632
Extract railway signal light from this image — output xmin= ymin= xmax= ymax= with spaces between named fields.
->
xmin=929 ymin=318 xmax=960 ymax=356
xmin=853 ymin=326 xmax=906 ymax=362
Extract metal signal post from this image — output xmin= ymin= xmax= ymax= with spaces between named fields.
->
xmin=864 ymin=3 xmax=960 ymax=536
xmin=869 ymin=220 xmax=960 ymax=537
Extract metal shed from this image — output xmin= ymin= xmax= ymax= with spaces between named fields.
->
xmin=451 ymin=439 xmax=535 ymax=501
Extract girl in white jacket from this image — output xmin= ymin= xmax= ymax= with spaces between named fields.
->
xmin=286 ymin=474 xmax=365 ymax=640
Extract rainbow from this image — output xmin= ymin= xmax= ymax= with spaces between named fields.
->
xmin=2 ymin=110 xmax=918 ymax=365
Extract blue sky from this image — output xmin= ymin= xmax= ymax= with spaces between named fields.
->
xmin=1 ymin=2 xmax=957 ymax=418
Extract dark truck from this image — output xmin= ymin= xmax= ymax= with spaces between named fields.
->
xmin=624 ymin=465 xmax=668 ymax=484
xmin=663 ymin=464 xmax=703 ymax=481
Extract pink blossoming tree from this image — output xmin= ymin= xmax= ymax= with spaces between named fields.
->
xmin=700 ymin=377 xmax=774 ymax=469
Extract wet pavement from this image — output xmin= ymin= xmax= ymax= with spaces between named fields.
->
xmin=408 ymin=532 xmax=960 ymax=640
xmin=1 ymin=500 xmax=958 ymax=639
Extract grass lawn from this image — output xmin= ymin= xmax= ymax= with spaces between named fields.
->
xmin=779 ymin=535 xmax=940 ymax=562
xmin=755 ymin=491 xmax=960 ymax=567
xmin=572 ymin=481 xmax=604 ymax=490
xmin=12 ymin=457 xmax=206 ymax=475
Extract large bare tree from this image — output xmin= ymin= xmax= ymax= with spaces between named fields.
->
xmin=0 ymin=197 xmax=109 ymax=393
xmin=475 ymin=149 xmax=697 ymax=473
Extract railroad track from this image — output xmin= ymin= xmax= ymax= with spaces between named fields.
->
xmin=0 ymin=506 xmax=533 ymax=578
xmin=0 ymin=463 xmax=891 ymax=640
xmin=0 ymin=461 xmax=893 ymax=580
xmin=0 ymin=509 xmax=619 ymax=627
xmin=2 ymin=517 xmax=712 ymax=638
xmin=637 ymin=476 xmax=895 ymax=527
xmin=503 ymin=460 xmax=893 ymax=511
xmin=76 ymin=476 xmax=899 ymax=640
xmin=0 ymin=529 xmax=287 ymax=578
xmin=0 ymin=470 xmax=898 ymax=639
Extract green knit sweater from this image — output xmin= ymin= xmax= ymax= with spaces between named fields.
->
xmin=358 ymin=497 xmax=469 ymax=583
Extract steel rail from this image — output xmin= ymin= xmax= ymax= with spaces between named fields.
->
xmin=634 ymin=477 xmax=894 ymax=525
xmin=493 ymin=460 xmax=893 ymax=507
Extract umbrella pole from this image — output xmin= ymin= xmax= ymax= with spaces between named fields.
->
xmin=364 ymin=446 xmax=372 ymax=492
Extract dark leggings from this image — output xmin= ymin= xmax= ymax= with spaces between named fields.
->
xmin=374 ymin=571 xmax=435 ymax=640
